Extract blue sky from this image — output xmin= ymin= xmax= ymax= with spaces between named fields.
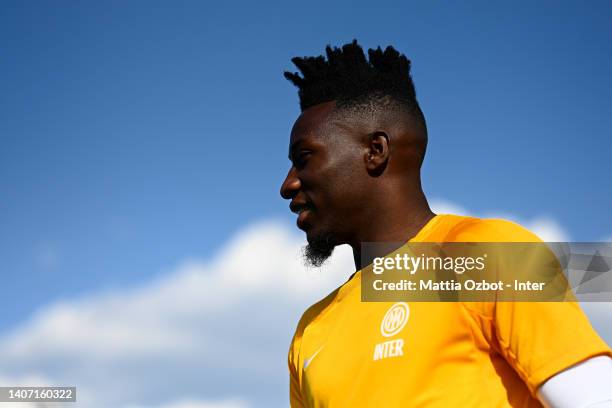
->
xmin=1 ymin=2 xmax=611 ymax=407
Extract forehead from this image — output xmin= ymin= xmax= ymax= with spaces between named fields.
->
xmin=291 ymin=101 xmax=339 ymax=140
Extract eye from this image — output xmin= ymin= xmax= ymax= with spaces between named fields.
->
xmin=295 ymin=150 xmax=312 ymax=168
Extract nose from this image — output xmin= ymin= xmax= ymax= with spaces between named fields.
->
xmin=280 ymin=166 xmax=301 ymax=200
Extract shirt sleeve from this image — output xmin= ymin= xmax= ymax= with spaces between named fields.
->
xmin=455 ymin=218 xmax=612 ymax=395
xmin=492 ymin=300 xmax=612 ymax=394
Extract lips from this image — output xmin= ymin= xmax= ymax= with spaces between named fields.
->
xmin=290 ymin=201 xmax=314 ymax=230
xmin=297 ymin=208 xmax=312 ymax=229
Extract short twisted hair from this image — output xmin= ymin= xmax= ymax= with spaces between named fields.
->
xmin=284 ymin=39 xmax=426 ymax=133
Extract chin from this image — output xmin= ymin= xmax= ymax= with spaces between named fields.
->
xmin=306 ymin=226 xmax=327 ymax=245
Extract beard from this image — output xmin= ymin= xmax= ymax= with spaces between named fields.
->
xmin=302 ymin=230 xmax=338 ymax=268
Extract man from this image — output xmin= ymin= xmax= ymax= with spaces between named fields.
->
xmin=280 ymin=40 xmax=612 ymax=407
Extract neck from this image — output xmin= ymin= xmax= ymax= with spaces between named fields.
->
xmin=349 ymin=187 xmax=435 ymax=270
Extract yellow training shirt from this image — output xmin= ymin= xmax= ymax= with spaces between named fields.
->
xmin=288 ymin=214 xmax=612 ymax=407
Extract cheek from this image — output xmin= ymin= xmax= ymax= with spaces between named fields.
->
xmin=321 ymin=157 xmax=367 ymax=209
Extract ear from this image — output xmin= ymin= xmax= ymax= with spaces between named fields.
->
xmin=365 ymin=131 xmax=390 ymax=176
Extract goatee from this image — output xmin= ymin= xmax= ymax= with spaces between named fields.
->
xmin=302 ymin=232 xmax=337 ymax=267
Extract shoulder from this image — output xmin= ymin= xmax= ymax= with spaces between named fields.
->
xmin=442 ymin=215 xmax=543 ymax=243
xmin=290 ymin=284 xmax=341 ymax=356
xmin=293 ymin=287 xmax=339 ymax=337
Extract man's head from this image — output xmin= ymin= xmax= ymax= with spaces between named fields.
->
xmin=280 ymin=40 xmax=428 ymax=267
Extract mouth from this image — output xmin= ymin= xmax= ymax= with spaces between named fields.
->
xmin=290 ymin=202 xmax=314 ymax=230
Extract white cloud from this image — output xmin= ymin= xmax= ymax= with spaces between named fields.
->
xmin=516 ymin=216 xmax=570 ymax=242
xmin=0 ymin=205 xmax=608 ymax=407
xmin=430 ymin=199 xmax=470 ymax=216
xmin=2 ymin=222 xmax=354 ymax=363
xmin=0 ymin=220 xmax=353 ymax=408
